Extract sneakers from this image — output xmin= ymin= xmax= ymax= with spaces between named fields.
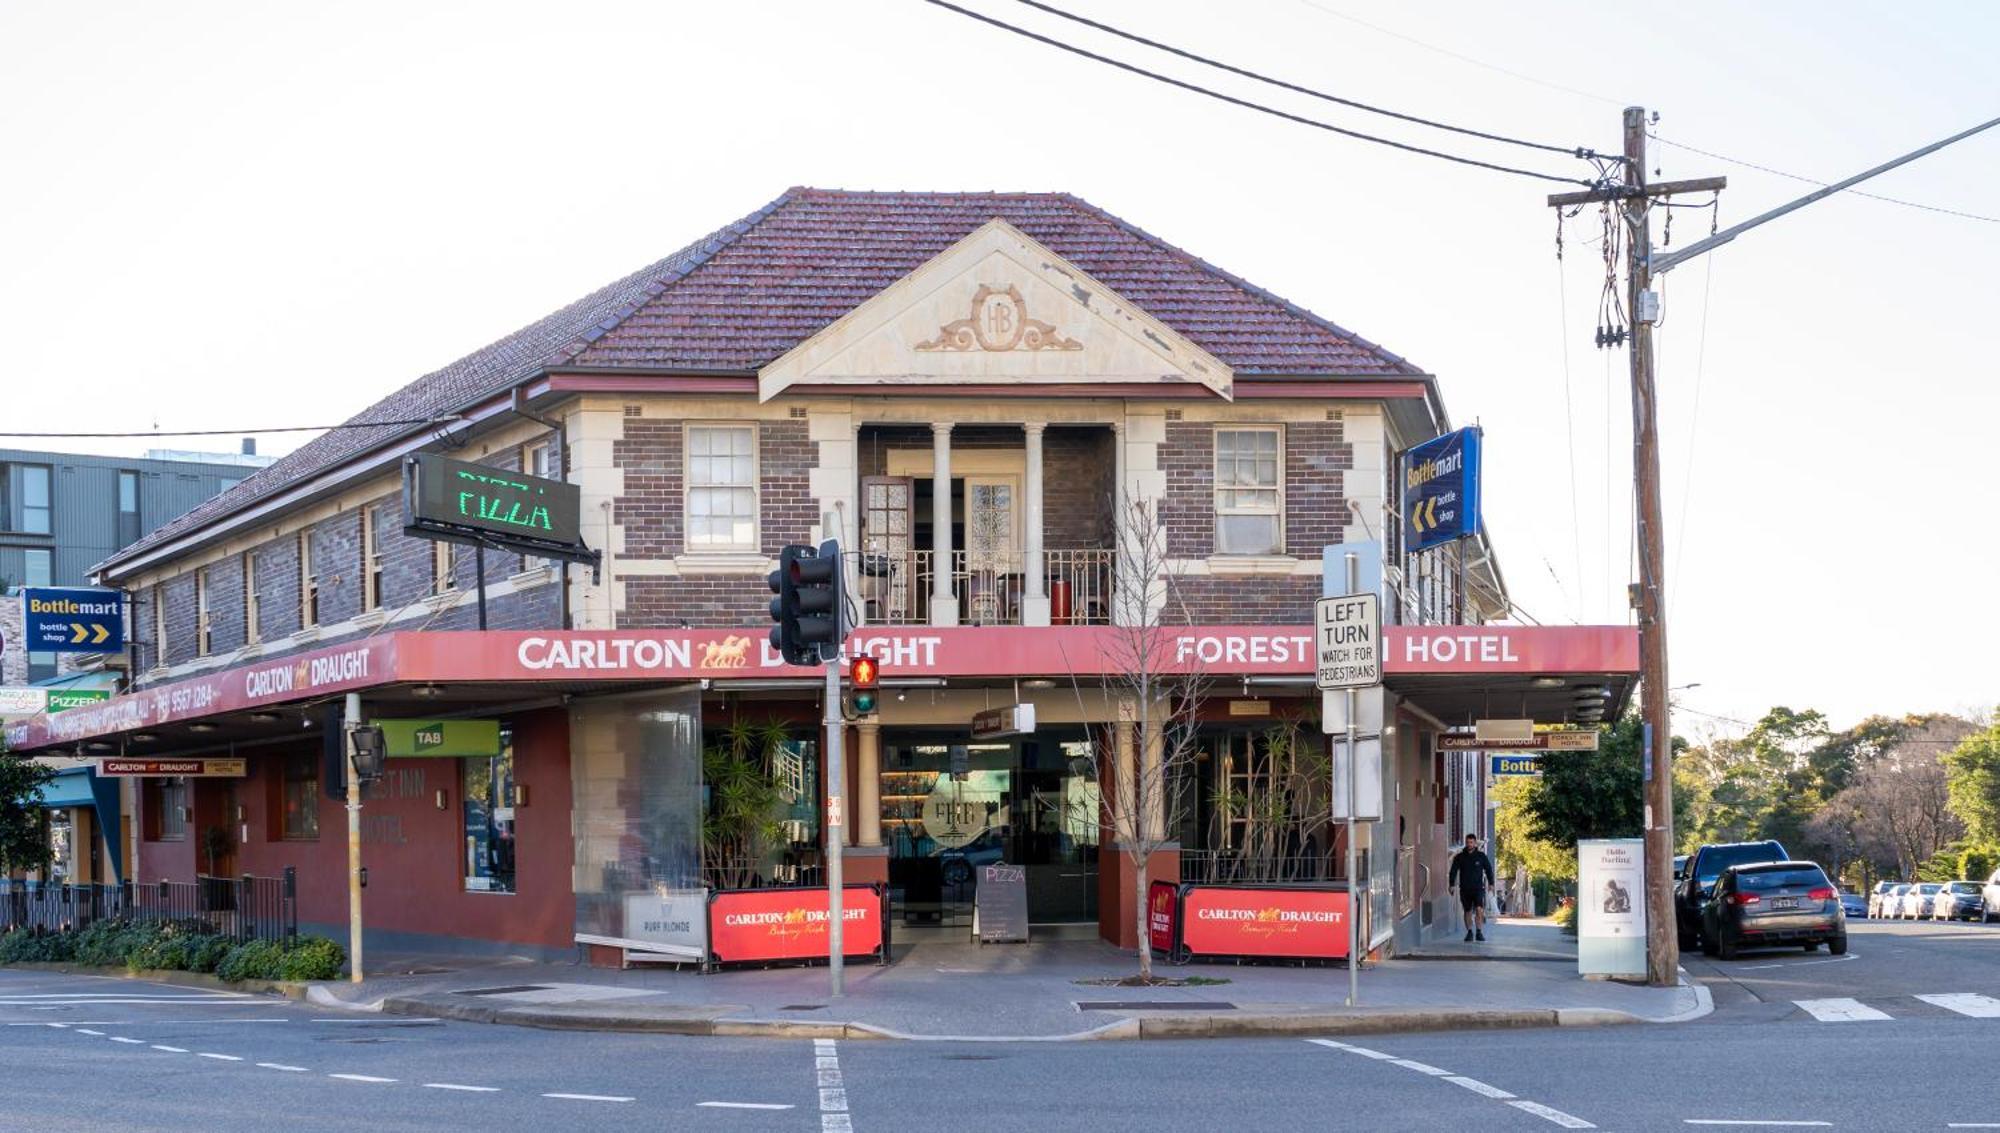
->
xmin=1464 ymin=929 xmax=1474 ymax=942
xmin=1475 ymin=930 xmax=1486 ymax=941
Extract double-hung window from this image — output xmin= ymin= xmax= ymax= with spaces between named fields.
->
xmin=17 ymin=464 xmax=51 ymax=534
xmin=685 ymin=425 xmax=757 ymax=551
xmin=1213 ymin=426 xmax=1283 ymax=555
xmin=116 ymin=471 xmax=141 ymax=547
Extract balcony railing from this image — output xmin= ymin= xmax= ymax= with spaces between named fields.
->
xmin=849 ymin=549 xmax=1115 ymax=626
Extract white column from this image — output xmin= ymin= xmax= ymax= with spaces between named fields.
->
xmin=857 ymin=720 xmax=882 ymax=848
xmin=930 ymin=422 xmax=958 ymax=626
xmin=1021 ymin=421 xmax=1050 ymax=626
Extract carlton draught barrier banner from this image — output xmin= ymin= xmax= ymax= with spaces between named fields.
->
xmin=707 ymin=884 xmax=886 ymax=966
xmin=1175 ymin=884 xmax=1352 ymax=961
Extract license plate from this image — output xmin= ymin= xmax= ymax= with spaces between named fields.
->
xmin=1773 ymin=897 xmax=1799 ymax=910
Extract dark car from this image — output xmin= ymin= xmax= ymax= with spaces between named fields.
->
xmin=1700 ymin=861 xmax=1847 ymax=959
xmin=1676 ymin=839 xmax=1788 ymax=948
xmin=1932 ymin=880 xmax=1985 ymax=922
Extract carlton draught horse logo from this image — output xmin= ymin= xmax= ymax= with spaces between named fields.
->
xmin=698 ymin=635 xmax=753 ymax=669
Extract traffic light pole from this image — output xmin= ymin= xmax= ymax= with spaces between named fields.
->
xmin=824 ymin=654 xmax=846 ymax=997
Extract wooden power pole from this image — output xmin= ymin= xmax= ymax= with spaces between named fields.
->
xmin=1549 ymin=108 xmax=1725 ymax=988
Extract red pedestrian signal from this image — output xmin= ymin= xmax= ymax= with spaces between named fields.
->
xmin=848 ymin=654 xmax=881 ymax=716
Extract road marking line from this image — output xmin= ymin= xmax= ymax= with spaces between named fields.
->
xmin=1735 ymin=954 xmax=1859 ymax=971
xmin=822 ymin=1118 xmax=853 ymax=1133
xmin=1508 ymin=1099 xmax=1597 ymax=1128
xmin=1342 ymin=1046 xmax=1396 ymax=1059
xmin=818 ymin=1069 xmax=843 ymax=1087
xmin=48 ymin=1022 xmax=70 ymax=1027
xmin=1916 ymin=993 xmax=2000 ymax=1018
xmin=0 ymin=999 xmax=265 ymax=1007
xmin=307 ymin=1017 xmax=439 ymax=1023
xmin=542 ymin=1093 xmax=634 ymax=1102
xmin=699 ymin=1102 xmax=796 ymax=1110
xmin=1947 ymin=1124 xmax=2000 ymax=1129
xmin=149 ymin=1045 xmax=188 ymax=1053
xmin=108 ymin=1037 xmax=145 ymax=1044
xmin=9 ymin=1018 xmax=288 ymax=1026
xmin=197 ymin=1053 xmax=243 ymax=1061
xmin=819 ymin=1087 xmax=849 ymax=1112
xmin=75 ymin=1029 xmax=103 ymax=1036
xmin=1682 ymin=1122 xmax=1832 ymax=1127
xmin=257 ymin=1063 xmax=310 ymax=1072
xmin=1445 ymin=1076 xmax=1516 ymax=1099
xmin=425 ymin=1083 xmax=502 ymax=1092
xmin=1307 ymin=1039 xmax=1352 ymax=1050
xmin=1390 ymin=1058 xmax=1451 ymax=1076
xmin=817 ymin=1056 xmax=840 ymax=1069
xmin=1793 ymin=997 xmax=1892 ymax=1022
xmin=0 ymin=991 xmax=249 ymax=1000
xmin=329 ymin=1074 xmax=396 ymax=1083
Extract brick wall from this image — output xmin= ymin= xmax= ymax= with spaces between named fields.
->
xmin=204 ymin=555 xmax=246 ymax=654
xmin=617 ymin=577 xmax=767 ymax=629
xmin=759 ymin=419 xmax=816 ymax=553
xmin=613 ymin=419 xmax=683 ymax=558
xmin=1161 ymin=420 xmax=1213 ymax=558
xmin=308 ymin=511 xmax=364 ymax=626
xmin=1044 ymin=427 xmax=1113 ymax=549
xmin=1166 ymin=574 xmax=1320 ymax=624
xmin=252 ymin=536 xmax=303 ymax=640
xmin=1283 ymin=417 xmax=1352 ymax=557
xmin=372 ymin=494 xmax=432 ymax=610
xmin=1160 ymin=418 xmax=1350 ymax=559
xmin=161 ymin=574 xmax=198 ymax=665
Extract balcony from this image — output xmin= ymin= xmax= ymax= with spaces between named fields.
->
xmin=848 ymin=548 xmax=1115 ymax=627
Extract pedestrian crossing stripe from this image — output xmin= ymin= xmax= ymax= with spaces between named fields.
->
xmin=1793 ymin=993 xmax=2000 ymax=1021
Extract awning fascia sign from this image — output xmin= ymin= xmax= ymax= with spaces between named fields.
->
xmin=4 ymin=625 xmax=1637 ymax=751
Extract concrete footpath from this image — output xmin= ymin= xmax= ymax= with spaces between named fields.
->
xmin=301 ymin=920 xmax=1711 ymax=1041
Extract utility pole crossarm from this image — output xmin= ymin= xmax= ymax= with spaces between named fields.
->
xmin=1652 ymin=115 xmax=2000 ymax=275
xmin=1545 ymin=176 xmax=1728 ymax=208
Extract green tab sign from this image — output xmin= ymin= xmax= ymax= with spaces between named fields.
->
xmin=47 ymin=689 xmax=112 ymax=713
xmin=377 ymin=719 xmax=503 ymax=758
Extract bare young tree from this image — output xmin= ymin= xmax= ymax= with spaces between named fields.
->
xmin=1833 ymin=717 xmax=1976 ymax=879
xmin=1062 ymin=494 xmax=1208 ymax=982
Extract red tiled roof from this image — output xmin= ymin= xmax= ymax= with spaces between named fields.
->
xmin=101 ymin=189 xmax=1421 ymax=574
xmin=554 ymin=189 xmax=1420 ymax=377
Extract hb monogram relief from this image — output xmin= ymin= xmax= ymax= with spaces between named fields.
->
xmin=914 ymin=284 xmax=1082 ymax=353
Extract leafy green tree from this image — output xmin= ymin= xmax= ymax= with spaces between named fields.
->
xmin=1492 ymin=775 xmax=1574 ymax=882
xmin=0 ymin=741 xmax=57 ymax=874
xmin=1945 ymin=714 xmax=2000 ymax=845
xmin=1517 ymin=713 xmax=1687 ymax=851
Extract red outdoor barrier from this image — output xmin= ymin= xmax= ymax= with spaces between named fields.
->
xmin=1150 ymin=882 xmax=1354 ymax=963
xmin=707 ymin=883 xmax=888 ymax=967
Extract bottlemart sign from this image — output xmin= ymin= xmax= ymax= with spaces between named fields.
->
xmin=378 ymin=718 xmax=503 ymax=758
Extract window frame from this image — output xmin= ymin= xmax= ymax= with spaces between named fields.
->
xmin=299 ymin=531 xmax=318 ymax=628
xmin=116 ymin=470 xmax=141 ymax=547
xmin=683 ymin=422 xmax=760 ymax=553
xmin=1211 ymin=425 xmax=1285 ymax=556
xmin=432 ymin=540 xmax=455 ymax=595
xmin=147 ymin=777 xmax=189 ymax=841
xmin=276 ymin=751 xmax=320 ymax=841
xmin=153 ymin=581 xmax=169 ymax=669
xmin=16 ymin=463 xmax=52 ymax=534
xmin=244 ymin=551 xmax=261 ymax=645
xmin=360 ymin=504 xmax=382 ymax=612
xmin=462 ymin=729 xmax=517 ymax=894
xmin=195 ymin=569 xmax=211 ymax=656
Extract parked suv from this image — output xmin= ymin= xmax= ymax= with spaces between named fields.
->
xmin=1701 ymin=861 xmax=1847 ymax=959
xmin=1677 ymin=839 xmax=1788 ymax=949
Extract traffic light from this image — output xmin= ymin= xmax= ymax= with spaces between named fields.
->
xmin=767 ymin=540 xmax=846 ymax=666
xmin=847 ymin=654 xmax=880 ymax=717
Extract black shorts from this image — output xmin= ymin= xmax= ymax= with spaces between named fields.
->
xmin=1459 ymin=888 xmax=1486 ymax=911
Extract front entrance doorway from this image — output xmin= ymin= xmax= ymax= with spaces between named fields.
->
xmin=879 ymin=729 xmax=1099 ymax=930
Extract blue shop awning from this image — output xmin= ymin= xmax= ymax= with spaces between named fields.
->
xmin=36 ymin=768 xmax=96 ymax=809
xmin=32 ymin=767 xmax=124 ymax=880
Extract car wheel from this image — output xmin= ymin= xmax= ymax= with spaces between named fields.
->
xmin=1828 ymin=932 xmax=1848 ymax=955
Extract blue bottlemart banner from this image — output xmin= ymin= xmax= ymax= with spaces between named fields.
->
xmin=22 ymin=588 xmax=126 ymax=653
xmin=1490 ymin=755 xmax=1542 ymax=777
xmin=1402 ymin=427 xmax=1482 ymax=553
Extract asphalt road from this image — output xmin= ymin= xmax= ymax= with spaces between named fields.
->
xmin=3 ymin=914 xmax=1993 ymax=1132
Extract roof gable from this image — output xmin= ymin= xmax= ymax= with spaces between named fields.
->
xmin=758 ymin=219 xmax=1231 ymax=400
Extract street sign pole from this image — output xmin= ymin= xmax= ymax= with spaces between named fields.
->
xmin=1316 ymin=553 xmax=1380 ymax=1009
xmin=824 ymin=652 xmax=845 ymax=997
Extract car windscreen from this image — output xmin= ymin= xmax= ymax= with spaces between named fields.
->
xmin=1947 ymin=882 xmax=1978 ymax=893
xmin=1917 ymin=884 xmax=1942 ymax=893
xmin=1697 ymin=845 xmax=1783 ymax=884
xmin=1734 ymin=868 xmax=1827 ymax=891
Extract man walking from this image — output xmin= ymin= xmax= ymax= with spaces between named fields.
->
xmin=1448 ymin=834 xmax=1495 ymax=942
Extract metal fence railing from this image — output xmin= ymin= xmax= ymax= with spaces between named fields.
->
xmin=0 ymin=869 xmax=297 ymax=945
xmin=848 ymin=548 xmax=1116 ymax=626
xmin=1180 ymin=851 xmax=1343 ymax=885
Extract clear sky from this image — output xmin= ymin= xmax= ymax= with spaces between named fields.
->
xmin=2 ymin=1 xmax=1993 ymax=733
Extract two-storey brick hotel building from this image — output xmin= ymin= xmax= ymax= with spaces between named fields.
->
xmin=6 ymin=190 xmax=1636 ymax=962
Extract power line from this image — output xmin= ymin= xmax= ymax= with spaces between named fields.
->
xmin=1290 ymin=0 xmax=1624 ymax=106
xmin=1009 ymin=0 xmax=1602 ymax=159
xmin=0 ymin=418 xmax=455 ymax=440
xmin=1653 ymin=134 xmax=2000 ymax=224
xmin=919 ymin=0 xmax=1596 ymax=187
